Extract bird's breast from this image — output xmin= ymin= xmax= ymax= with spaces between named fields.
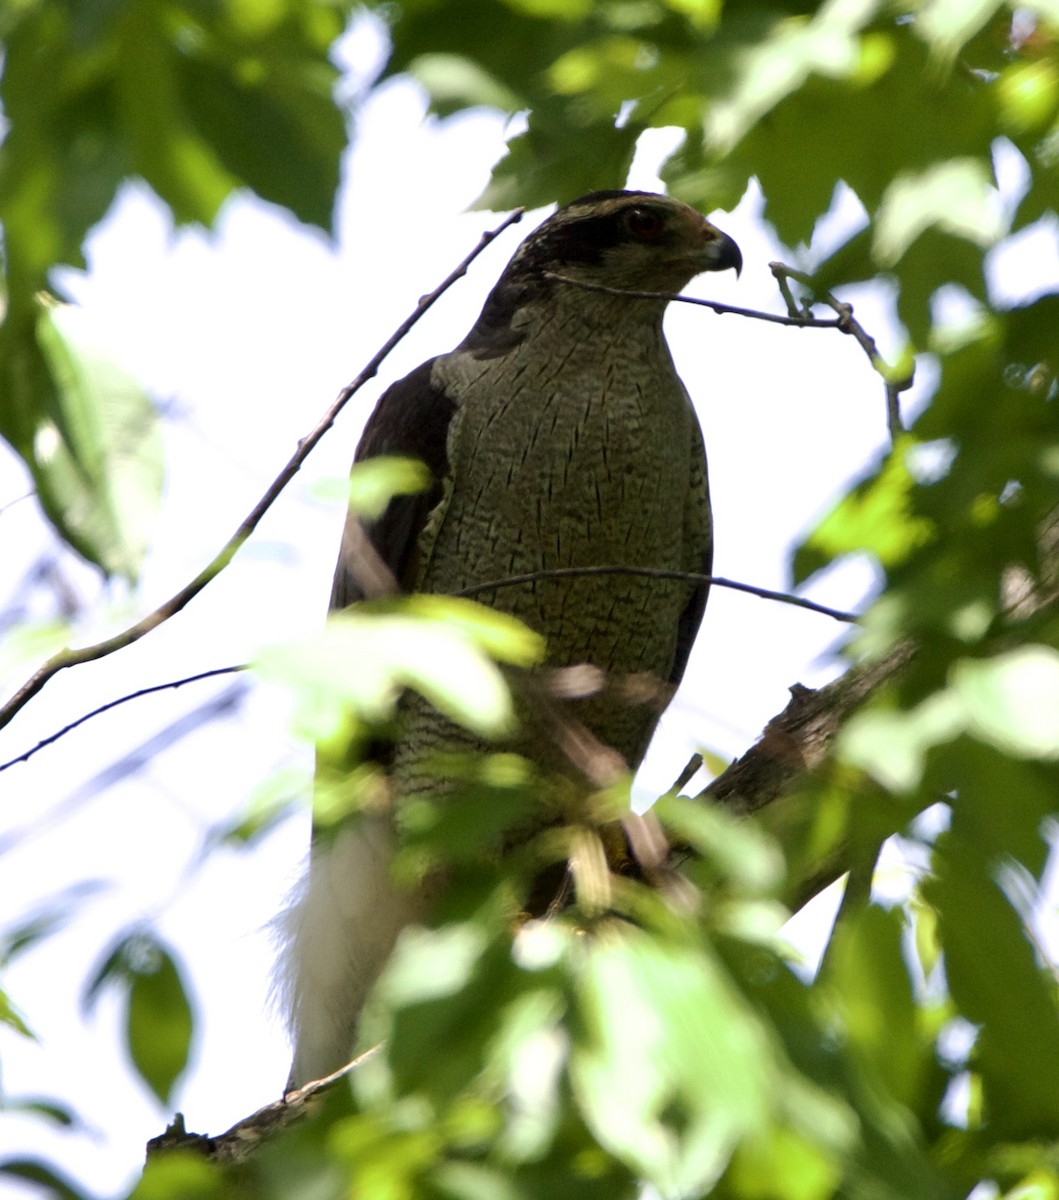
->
xmin=422 ymin=322 xmax=703 ymax=721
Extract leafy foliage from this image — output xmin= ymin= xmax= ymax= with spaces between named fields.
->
xmin=0 ymin=0 xmax=349 ymax=575
xmin=3 ymin=0 xmax=1059 ymax=1197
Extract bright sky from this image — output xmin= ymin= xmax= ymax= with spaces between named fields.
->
xmin=3 ymin=17 xmax=1056 ymax=1198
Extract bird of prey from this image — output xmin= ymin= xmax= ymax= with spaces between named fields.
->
xmin=281 ymin=190 xmax=741 ymax=1086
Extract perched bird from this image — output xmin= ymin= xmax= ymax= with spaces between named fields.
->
xmin=282 ymin=190 xmax=741 ymax=1086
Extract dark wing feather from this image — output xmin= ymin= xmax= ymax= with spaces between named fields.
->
xmin=669 ymin=537 xmax=711 ymax=687
xmin=330 ymin=357 xmax=457 ymax=611
xmin=669 ymin=417 xmax=712 ymax=687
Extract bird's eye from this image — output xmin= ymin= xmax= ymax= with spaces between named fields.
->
xmin=624 ymin=207 xmax=664 ymax=239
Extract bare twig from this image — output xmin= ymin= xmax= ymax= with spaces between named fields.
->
xmin=546 ymin=263 xmax=914 ymax=443
xmin=670 ymin=753 xmax=704 ymax=794
xmin=768 ymin=262 xmax=913 ymax=443
xmin=2 ymin=563 xmax=849 ymax=772
xmin=544 ymin=270 xmax=846 ymax=329
xmin=0 ymin=210 xmax=525 ymax=734
xmin=0 ymin=665 xmax=247 ymax=773
xmin=455 ymin=566 xmax=857 ymax=623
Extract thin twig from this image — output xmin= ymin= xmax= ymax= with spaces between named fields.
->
xmin=3 ymin=564 xmax=850 ymax=771
xmin=544 ymin=271 xmax=846 ymax=328
xmin=0 ymin=665 xmax=247 ymax=773
xmin=769 ymin=262 xmax=913 ymax=443
xmin=670 ymin=753 xmax=704 ymax=794
xmin=0 ymin=210 xmax=525 ymax=734
xmin=454 ymin=566 xmax=857 ymax=623
xmin=546 ymin=264 xmax=913 ymax=443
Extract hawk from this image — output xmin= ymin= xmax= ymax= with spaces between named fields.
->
xmin=282 ymin=190 xmax=741 ymax=1086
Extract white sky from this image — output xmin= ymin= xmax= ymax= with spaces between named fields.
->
xmin=2 ymin=17 xmax=1057 ymax=1198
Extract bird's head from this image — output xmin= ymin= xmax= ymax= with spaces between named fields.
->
xmin=508 ymin=190 xmax=742 ymax=295
xmin=464 ymin=190 xmax=741 ymax=355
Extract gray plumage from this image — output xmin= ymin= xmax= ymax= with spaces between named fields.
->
xmin=282 ymin=191 xmax=741 ymax=1086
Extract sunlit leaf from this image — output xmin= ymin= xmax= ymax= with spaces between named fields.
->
xmin=572 ymin=925 xmax=774 ymax=1195
xmin=794 ymin=441 xmax=935 ymax=583
xmin=0 ymin=298 xmax=163 ymax=580
xmin=129 ymin=1150 xmax=225 ymax=1200
xmin=259 ymin=599 xmax=543 ymax=743
xmin=950 ymin=647 xmax=1059 ymax=760
xmin=874 ymin=158 xmax=1007 ymax=267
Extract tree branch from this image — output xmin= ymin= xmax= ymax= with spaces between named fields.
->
xmin=0 ymin=210 xmax=525 ymax=735
xmin=546 ymin=263 xmax=915 ymax=442
xmin=0 ymin=665 xmax=247 ymax=772
xmin=698 ymin=641 xmax=916 ymax=907
xmin=768 ymin=262 xmax=914 ymax=443
xmin=455 ymin=566 xmax=857 ymax=623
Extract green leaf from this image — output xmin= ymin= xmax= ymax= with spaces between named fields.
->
xmin=0 ymin=298 xmax=163 ymax=580
xmin=824 ymin=905 xmax=926 ymax=1110
xmin=0 ymin=1159 xmax=91 ymax=1200
xmin=406 ymin=53 xmax=524 ymax=115
xmin=0 ymin=988 xmax=34 ymax=1040
xmin=257 ymin=599 xmax=544 ymax=743
xmin=174 ymin=49 xmax=344 ymax=234
xmin=113 ymin=8 xmax=237 ymax=228
xmin=477 ymin=102 xmax=642 ymax=211
xmin=702 ymin=2 xmax=882 ymax=159
xmin=839 ymin=692 xmax=964 ymax=794
xmin=572 ymin=925 xmax=775 ymax=1195
xmin=346 ymin=456 xmax=432 ymax=519
xmin=793 ymin=441 xmax=935 ymax=583
xmin=655 ymin=792 xmax=785 ymax=897
xmin=916 ymin=0 xmax=1006 ymax=64
xmin=928 ymin=827 xmax=1059 ymax=1138
xmin=949 ymin=647 xmax=1059 ymax=760
xmin=83 ymin=933 xmax=194 ymax=1106
xmin=874 ymin=158 xmax=1007 ymax=268
xmin=129 ymin=1150 xmax=225 ymax=1200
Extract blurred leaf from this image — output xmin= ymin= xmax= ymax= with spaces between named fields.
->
xmin=950 ymin=647 xmax=1059 ymax=760
xmin=874 ymin=157 xmax=1006 ymax=264
xmin=0 ymin=298 xmax=163 ymax=580
xmin=0 ymin=0 xmax=344 ymax=279
xmin=928 ymin=826 xmax=1059 ymax=1139
xmin=0 ymin=988 xmax=33 ymax=1039
xmin=794 ymin=441 xmax=935 ymax=583
xmin=478 ymin=101 xmax=642 ymax=211
xmin=824 ymin=904 xmax=926 ymax=1110
xmin=397 ymin=752 xmax=540 ymax=866
xmin=0 ymin=0 xmax=345 ymax=571
xmin=0 ymin=1160 xmax=90 ymax=1200
xmin=573 ymin=924 xmax=779 ymax=1196
xmin=39 ymin=301 xmax=162 ymax=578
xmin=917 ymin=0 xmax=1006 ymax=63
xmin=342 ymin=456 xmax=430 ymax=518
xmin=203 ymin=766 xmax=307 ymax=850
xmin=839 ymin=693 xmax=963 ymax=794
xmin=83 ymin=932 xmax=195 ymax=1106
xmin=656 ymin=791 xmax=785 ymax=896
xmin=259 ymin=599 xmax=543 ymax=744
xmin=725 ymin=1126 xmax=841 ymax=1200
xmin=129 ymin=1150 xmax=226 ymax=1200
xmin=406 ymin=53 xmax=524 ymax=114
xmin=4 ymin=1097 xmax=78 ymax=1127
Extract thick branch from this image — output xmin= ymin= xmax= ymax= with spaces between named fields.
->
xmin=698 ymin=641 xmax=916 ymax=906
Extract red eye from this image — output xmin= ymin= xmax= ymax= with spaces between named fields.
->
xmin=625 ymin=207 xmax=663 ymax=239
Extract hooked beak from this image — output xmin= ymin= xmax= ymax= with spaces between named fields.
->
xmin=703 ymin=227 xmax=742 ymax=277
